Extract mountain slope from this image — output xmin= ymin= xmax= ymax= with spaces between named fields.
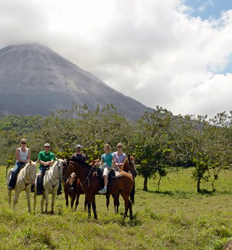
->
xmin=0 ymin=44 xmax=153 ymax=118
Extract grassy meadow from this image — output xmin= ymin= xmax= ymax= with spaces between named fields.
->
xmin=1 ymin=166 xmax=232 ymax=250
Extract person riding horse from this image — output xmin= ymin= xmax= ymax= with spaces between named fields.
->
xmin=8 ymin=138 xmax=31 ymax=190
xmin=36 ymin=143 xmax=62 ymax=195
xmin=69 ymin=144 xmax=87 ymax=190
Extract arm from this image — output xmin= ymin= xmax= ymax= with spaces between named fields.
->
xmin=38 ymin=159 xmax=51 ymax=166
xmin=15 ymin=148 xmax=20 ymax=162
xmin=38 ymin=152 xmax=54 ymax=166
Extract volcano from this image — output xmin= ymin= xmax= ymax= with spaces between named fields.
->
xmin=0 ymin=44 xmax=153 ymax=119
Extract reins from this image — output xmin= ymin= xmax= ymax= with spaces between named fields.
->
xmin=65 ymin=160 xmax=94 ymax=188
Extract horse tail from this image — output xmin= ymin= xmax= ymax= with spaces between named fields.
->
xmin=130 ymin=181 xmax=135 ymax=204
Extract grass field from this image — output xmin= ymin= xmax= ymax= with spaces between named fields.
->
xmin=1 ymin=166 xmax=232 ymax=250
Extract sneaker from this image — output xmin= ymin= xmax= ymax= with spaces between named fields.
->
xmin=99 ymin=187 xmax=107 ymax=194
xmin=57 ymin=190 xmax=62 ymax=196
xmin=8 ymin=186 xmax=13 ymax=190
xmin=37 ymin=191 xmax=43 ymax=195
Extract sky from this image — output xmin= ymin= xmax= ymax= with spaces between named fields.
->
xmin=0 ymin=0 xmax=232 ymax=118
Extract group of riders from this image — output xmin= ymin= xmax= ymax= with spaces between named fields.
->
xmin=8 ymin=139 xmax=127 ymax=195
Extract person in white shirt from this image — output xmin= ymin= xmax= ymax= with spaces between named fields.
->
xmin=8 ymin=138 xmax=31 ymax=190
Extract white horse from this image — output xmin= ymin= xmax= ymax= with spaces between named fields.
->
xmin=34 ymin=158 xmax=64 ymax=214
xmin=6 ymin=160 xmax=37 ymax=212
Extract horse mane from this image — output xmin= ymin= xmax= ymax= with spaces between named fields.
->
xmin=17 ymin=160 xmax=37 ymax=178
xmin=68 ymin=158 xmax=92 ymax=168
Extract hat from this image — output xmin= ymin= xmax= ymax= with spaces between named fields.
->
xmin=76 ymin=144 xmax=82 ymax=148
xmin=44 ymin=143 xmax=50 ymax=147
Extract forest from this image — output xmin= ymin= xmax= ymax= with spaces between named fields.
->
xmin=1 ymin=104 xmax=232 ymax=193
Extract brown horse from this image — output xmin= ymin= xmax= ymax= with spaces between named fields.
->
xmin=106 ymin=155 xmax=137 ymax=213
xmin=62 ymin=159 xmax=135 ymax=219
xmin=63 ymin=173 xmax=88 ymax=210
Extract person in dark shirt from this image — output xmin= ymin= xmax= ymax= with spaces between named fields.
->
xmin=70 ymin=144 xmax=87 ymax=190
xmin=71 ymin=144 xmax=87 ymax=162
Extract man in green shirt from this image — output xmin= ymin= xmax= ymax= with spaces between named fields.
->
xmin=36 ymin=143 xmax=57 ymax=195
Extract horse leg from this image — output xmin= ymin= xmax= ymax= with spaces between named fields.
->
xmin=41 ymin=195 xmax=45 ymax=213
xmin=84 ymin=195 xmax=88 ymax=212
xmin=121 ymin=192 xmax=133 ymax=219
xmin=106 ymin=194 xmax=110 ymax=211
xmin=13 ymin=188 xmax=20 ymax=210
xmin=8 ymin=189 xmax=12 ymax=206
xmin=65 ymin=190 xmax=69 ymax=207
xmin=51 ymin=193 xmax=56 ymax=214
xmin=33 ymin=191 xmax=37 ymax=211
xmin=129 ymin=200 xmax=133 ymax=220
xmin=91 ymin=196 xmax=98 ymax=220
xmin=87 ymin=201 xmax=91 ymax=218
xmin=113 ymin=193 xmax=120 ymax=213
xmin=74 ymin=193 xmax=79 ymax=210
xmin=71 ymin=192 xmax=76 ymax=209
xmin=124 ymin=199 xmax=133 ymax=220
xmin=45 ymin=192 xmax=49 ymax=213
xmin=26 ymin=188 xmax=31 ymax=212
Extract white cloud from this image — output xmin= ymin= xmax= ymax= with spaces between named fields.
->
xmin=0 ymin=0 xmax=232 ymax=117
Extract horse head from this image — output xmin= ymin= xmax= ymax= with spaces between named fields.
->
xmin=123 ymin=155 xmax=137 ymax=178
xmin=62 ymin=158 xmax=74 ymax=182
xmin=54 ymin=158 xmax=65 ymax=179
xmin=25 ymin=160 xmax=37 ymax=183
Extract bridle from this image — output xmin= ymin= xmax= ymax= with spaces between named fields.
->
xmin=62 ymin=160 xmax=93 ymax=187
xmin=123 ymin=157 xmax=137 ymax=177
xmin=48 ymin=159 xmax=63 ymax=188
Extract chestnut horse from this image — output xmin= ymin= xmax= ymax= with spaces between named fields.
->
xmin=63 ymin=159 xmax=135 ymax=219
xmin=107 ymin=155 xmax=137 ymax=213
xmin=63 ymin=173 xmax=87 ymax=210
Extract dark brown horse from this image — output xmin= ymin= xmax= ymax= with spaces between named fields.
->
xmin=63 ymin=173 xmax=87 ymax=210
xmin=107 ymin=155 xmax=137 ymax=213
xmin=62 ymin=159 xmax=135 ymax=219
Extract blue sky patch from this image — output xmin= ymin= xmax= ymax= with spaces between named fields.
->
xmin=184 ymin=0 xmax=232 ymax=20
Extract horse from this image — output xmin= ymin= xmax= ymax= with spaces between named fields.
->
xmin=106 ymin=155 xmax=137 ymax=213
xmin=63 ymin=172 xmax=87 ymax=210
xmin=62 ymin=159 xmax=135 ymax=220
xmin=34 ymin=158 xmax=64 ymax=214
xmin=6 ymin=160 xmax=37 ymax=212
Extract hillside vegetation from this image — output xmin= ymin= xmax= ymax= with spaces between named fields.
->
xmin=1 ymin=105 xmax=232 ymax=192
xmin=1 ymin=166 xmax=232 ymax=249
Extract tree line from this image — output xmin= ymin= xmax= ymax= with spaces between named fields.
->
xmin=1 ymin=104 xmax=232 ymax=193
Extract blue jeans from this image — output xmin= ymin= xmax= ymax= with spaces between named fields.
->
xmin=8 ymin=162 xmax=25 ymax=188
xmin=39 ymin=166 xmax=48 ymax=175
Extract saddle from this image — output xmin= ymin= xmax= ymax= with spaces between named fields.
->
xmin=96 ymin=168 xmax=123 ymax=190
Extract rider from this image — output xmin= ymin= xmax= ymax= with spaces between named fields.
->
xmin=112 ymin=143 xmax=126 ymax=170
xmin=36 ymin=143 xmax=56 ymax=195
xmin=8 ymin=138 xmax=31 ymax=190
xmin=70 ymin=144 xmax=87 ymax=190
xmin=98 ymin=143 xmax=115 ymax=194
xmin=71 ymin=144 xmax=87 ymax=161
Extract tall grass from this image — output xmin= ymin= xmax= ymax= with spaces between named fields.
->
xmin=1 ymin=166 xmax=232 ymax=249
